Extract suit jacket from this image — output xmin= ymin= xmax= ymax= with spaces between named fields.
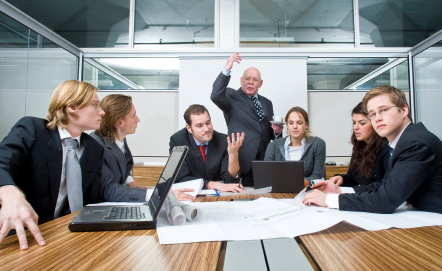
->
xmin=341 ymin=143 xmax=391 ymax=187
xmin=264 ymin=136 xmax=326 ymax=181
xmin=90 ymin=132 xmax=146 ymax=202
xmin=169 ymin=128 xmax=238 ymax=188
xmin=211 ymin=72 xmax=275 ymax=174
xmin=339 ymin=123 xmax=442 ymax=214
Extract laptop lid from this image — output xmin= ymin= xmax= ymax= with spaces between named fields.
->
xmin=148 ymin=145 xmax=188 ymax=220
xmin=252 ymin=161 xmax=304 ymax=193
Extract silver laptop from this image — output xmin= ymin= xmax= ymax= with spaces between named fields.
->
xmin=68 ymin=146 xmax=188 ymax=232
xmin=252 ymin=161 xmax=304 ymax=193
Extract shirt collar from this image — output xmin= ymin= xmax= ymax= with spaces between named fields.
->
xmin=249 ymin=93 xmax=259 ymax=99
xmin=58 ymin=126 xmax=81 ymax=144
xmin=115 ymin=138 xmax=125 ymax=150
xmin=284 ymin=136 xmax=306 ymax=149
xmin=389 ymin=122 xmax=411 ymax=149
xmin=193 ymin=137 xmax=208 ymax=147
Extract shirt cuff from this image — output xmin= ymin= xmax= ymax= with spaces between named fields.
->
xmin=124 ymin=175 xmax=135 ymax=186
xmin=325 ymin=194 xmax=340 ymax=209
xmin=340 ymin=187 xmax=355 ymax=193
xmin=222 ymin=68 xmax=231 ymax=76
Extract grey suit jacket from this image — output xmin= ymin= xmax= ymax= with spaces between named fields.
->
xmin=169 ymin=128 xmax=239 ymax=188
xmin=90 ymin=132 xmax=146 ymax=202
xmin=211 ymin=72 xmax=275 ymax=174
xmin=264 ymin=136 xmax=326 ymax=181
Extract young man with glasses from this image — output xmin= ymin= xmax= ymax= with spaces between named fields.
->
xmin=303 ymin=86 xmax=442 ymax=214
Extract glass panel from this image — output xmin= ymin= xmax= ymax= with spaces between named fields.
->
xmin=240 ymin=0 xmax=354 ymax=48
xmin=356 ymin=60 xmax=409 ymax=90
xmin=134 ymin=0 xmax=214 ymax=47
xmin=6 ymin=0 xmax=130 ymax=48
xmin=359 ymin=0 xmax=442 ymax=47
xmin=92 ymin=58 xmax=179 ymax=89
xmin=83 ymin=61 xmax=133 ymax=90
xmin=414 ymin=44 xmax=442 ymax=139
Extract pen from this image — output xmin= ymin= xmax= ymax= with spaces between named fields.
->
xmin=238 ymin=178 xmax=242 ymax=188
xmin=212 ymin=189 xmax=221 ymax=196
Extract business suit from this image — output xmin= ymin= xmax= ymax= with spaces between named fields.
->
xmin=339 ymin=123 xmax=442 ymax=214
xmin=90 ymin=132 xmax=147 ymax=202
xmin=340 ymin=143 xmax=391 ymax=187
xmin=0 ymin=117 xmax=105 ymax=225
xmin=169 ymin=128 xmax=238 ymax=188
xmin=211 ymin=72 xmax=275 ymax=184
xmin=264 ymin=136 xmax=326 ymax=181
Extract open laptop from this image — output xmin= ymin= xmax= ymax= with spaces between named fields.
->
xmin=68 ymin=146 xmax=188 ymax=232
xmin=252 ymin=161 xmax=304 ymax=193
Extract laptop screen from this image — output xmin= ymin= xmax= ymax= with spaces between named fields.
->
xmin=148 ymin=146 xmax=188 ymax=219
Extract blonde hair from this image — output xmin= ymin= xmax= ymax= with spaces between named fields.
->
xmin=362 ymin=85 xmax=412 ymax=121
xmin=285 ymin=107 xmax=311 ymax=138
xmin=46 ymin=80 xmax=98 ymax=130
xmin=95 ymin=94 xmax=133 ymax=144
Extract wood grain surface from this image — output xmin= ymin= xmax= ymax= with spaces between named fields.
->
xmin=325 ymin=165 xmax=349 ymax=180
xmin=133 ymin=166 xmax=164 ymax=186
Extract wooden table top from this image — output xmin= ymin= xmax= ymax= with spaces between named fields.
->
xmin=1 ymin=192 xmax=441 ymax=271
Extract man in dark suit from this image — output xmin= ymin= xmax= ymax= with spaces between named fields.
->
xmin=170 ymin=104 xmax=245 ymax=192
xmin=0 ymin=81 xmax=132 ymax=250
xmin=91 ymin=94 xmax=194 ymax=201
xmin=211 ymin=53 xmax=283 ymax=186
xmin=303 ymin=86 xmax=442 ymax=214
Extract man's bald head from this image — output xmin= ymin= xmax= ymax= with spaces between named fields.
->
xmin=240 ymin=67 xmax=263 ymax=96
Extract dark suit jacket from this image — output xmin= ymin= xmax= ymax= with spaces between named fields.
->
xmin=90 ymin=132 xmax=147 ymax=202
xmin=0 ymin=117 xmax=105 ymax=224
xmin=169 ymin=128 xmax=238 ymax=188
xmin=211 ymin=72 xmax=275 ymax=174
xmin=339 ymin=123 xmax=442 ymax=214
xmin=341 ymin=143 xmax=391 ymax=187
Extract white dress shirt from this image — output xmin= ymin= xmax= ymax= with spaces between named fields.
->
xmin=54 ymin=126 xmax=84 ymax=218
xmin=326 ymin=122 xmax=411 ymax=209
xmin=115 ymin=139 xmax=135 ymax=186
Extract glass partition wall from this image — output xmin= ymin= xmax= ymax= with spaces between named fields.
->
xmin=0 ymin=12 xmax=78 ymax=141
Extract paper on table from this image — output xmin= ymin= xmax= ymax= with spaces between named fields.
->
xmin=219 ymin=186 xmax=272 ymax=196
xmin=164 ymin=191 xmax=186 ymax=226
xmin=179 ymin=202 xmax=204 ymax=221
xmin=198 ymin=189 xmax=218 ymax=195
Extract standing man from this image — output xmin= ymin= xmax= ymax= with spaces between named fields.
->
xmin=211 ymin=53 xmax=283 ymax=186
xmin=170 ymin=104 xmax=245 ymax=192
xmin=303 ymin=86 xmax=442 ymax=214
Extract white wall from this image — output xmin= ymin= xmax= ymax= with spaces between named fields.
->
xmin=179 ymin=57 xmax=308 ymax=135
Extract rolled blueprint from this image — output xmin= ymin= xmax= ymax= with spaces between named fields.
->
xmin=179 ymin=202 xmax=204 ymax=222
xmin=165 ymin=191 xmax=186 ymax=226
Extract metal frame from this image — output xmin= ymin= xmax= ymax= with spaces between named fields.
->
xmin=84 ymin=58 xmax=142 ymax=90
xmin=408 ymin=52 xmax=416 ymax=122
xmin=353 ymin=0 xmax=360 ymax=48
xmin=0 ymin=1 xmax=82 ymax=57
xmin=129 ymin=0 xmax=135 ymax=49
xmin=214 ymin=0 xmax=220 ymax=48
xmin=409 ymin=29 xmax=442 ymax=57
xmin=77 ymin=52 xmax=84 ymax=81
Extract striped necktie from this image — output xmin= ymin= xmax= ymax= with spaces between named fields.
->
xmin=65 ymin=138 xmax=83 ymax=213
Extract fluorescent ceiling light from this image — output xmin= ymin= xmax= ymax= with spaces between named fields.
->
xmin=96 ymin=58 xmax=179 ymax=71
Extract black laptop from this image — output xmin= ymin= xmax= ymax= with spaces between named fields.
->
xmin=252 ymin=161 xmax=304 ymax=193
xmin=68 ymin=146 xmax=188 ymax=232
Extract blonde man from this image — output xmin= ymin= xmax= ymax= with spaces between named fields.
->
xmin=304 ymin=86 xmax=442 ymax=214
xmin=0 ymin=80 xmax=106 ymax=250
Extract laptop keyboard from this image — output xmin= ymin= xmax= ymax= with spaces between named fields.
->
xmin=106 ymin=207 xmax=145 ymax=220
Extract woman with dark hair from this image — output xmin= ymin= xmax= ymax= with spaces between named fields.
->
xmin=264 ymin=106 xmax=326 ymax=181
xmin=329 ymin=102 xmax=390 ymax=187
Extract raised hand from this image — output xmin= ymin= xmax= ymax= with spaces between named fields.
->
xmin=225 ymin=53 xmax=242 ymax=70
xmin=227 ymin=132 xmax=245 ymax=156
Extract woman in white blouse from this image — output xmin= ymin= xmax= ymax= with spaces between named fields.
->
xmin=264 ymin=107 xmax=326 ymax=182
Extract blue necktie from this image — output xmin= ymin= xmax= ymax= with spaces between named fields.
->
xmin=390 ymin=147 xmax=394 ymax=156
xmin=65 ymin=138 xmax=83 ymax=213
xmin=250 ymin=96 xmax=264 ymax=121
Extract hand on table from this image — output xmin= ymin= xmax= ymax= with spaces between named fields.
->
xmin=225 ymin=53 xmax=242 ymax=70
xmin=173 ymin=188 xmax=196 ymax=201
xmin=0 ymin=186 xmax=45 ymax=250
xmin=311 ymin=180 xmax=342 ymax=194
xmin=329 ymin=176 xmax=344 ymax=186
xmin=302 ymin=189 xmax=329 ymax=207
xmin=206 ymin=182 xmax=245 ymax=193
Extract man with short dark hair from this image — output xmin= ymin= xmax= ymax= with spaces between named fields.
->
xmin=170 ymin=104 xmax=245 ymax=192
xmin=303 ymin=86 xmax=442 ymax=214
xmin=211 ymin=53 xmax=283 ymax=186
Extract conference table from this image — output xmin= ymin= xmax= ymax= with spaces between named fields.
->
xmin=1 ymin=168 xmax=442 ymax=270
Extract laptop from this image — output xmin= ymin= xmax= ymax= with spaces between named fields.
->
xmin=252 ymin=161 xmax=304 ymax=193
xmin=68 ymin=145 xmax=189 ymax=232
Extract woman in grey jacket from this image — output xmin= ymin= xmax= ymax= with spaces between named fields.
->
xmin=264 ymin=107 xmax=326 ymax=182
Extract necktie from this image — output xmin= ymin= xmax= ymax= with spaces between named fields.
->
xmin=250 ymin=96 xmax=264 ymax=121
xmin=199 ymin=145 xmax=206 ymax=163
xmin=65 ymin=138 xmax=83 ymax=213
xmin=390 ymin=147 xmax=394 ymax=156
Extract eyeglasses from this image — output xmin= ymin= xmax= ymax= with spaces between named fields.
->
xmin=367 ymin=105 xmax=398 ymax=120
